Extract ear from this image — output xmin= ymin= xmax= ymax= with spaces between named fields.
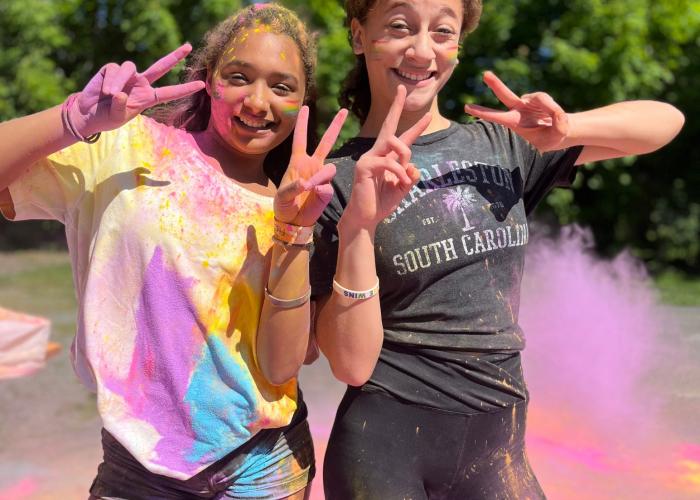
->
xmin=350 ymin=18 xmax=365 ymax=55
xmin=205 ymin=70 xmax=212 ymax=97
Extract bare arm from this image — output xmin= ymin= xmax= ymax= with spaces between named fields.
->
xmin=315 ymin=223 xmax=384 ymax=386
xmin=0 ymin=44 xmax=204 ymax=193
xmin=563 ymin=101 xmax=685 ymax=164
xmin=314 ymin=86 xmax=432 ymax=386
xmin=464 ymin=71 xmax=685 ymax=165
xmin=256 ymin=107 xmax=348 ymax=385
xmin=0 ymin=106 xmax=75 ymax=191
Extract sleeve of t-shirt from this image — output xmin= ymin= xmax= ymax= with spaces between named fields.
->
xmin=508 ymin=128 xmax=584 ymax=215
xmin=1 ymin=116 xmax=140 ymax=224
xmin=310 ymin=184 xmax=344 ymax=299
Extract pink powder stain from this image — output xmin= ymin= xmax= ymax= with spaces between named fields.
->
xmin=520 ymin=225 xmax=699 ymax=498
xmin=0 ymin=478 xmax=38 ymax=500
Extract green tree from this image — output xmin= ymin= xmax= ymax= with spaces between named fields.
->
xmin=443 ymin=0 xmax=700 ymax=271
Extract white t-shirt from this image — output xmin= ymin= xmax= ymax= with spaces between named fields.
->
xmin=2 ymin=115 xmax=297 ymax=479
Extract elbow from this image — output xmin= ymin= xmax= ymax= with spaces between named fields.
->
xmin=261 ymin=364 xmax=300 ymax=386
xmin=329 ymin=361 xmax=375 ymax=387
xmin=259 ymin=356 xmax=302 ymax=386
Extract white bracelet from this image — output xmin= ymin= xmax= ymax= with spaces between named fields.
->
xmin=265 ymin=286 xmax=311 ymax=309
xmin=332 ymin=277 xmax=379 ymax=300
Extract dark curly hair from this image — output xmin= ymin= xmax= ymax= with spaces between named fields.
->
xmin=154 ymin=3 xmax=317 ymax=185
xmin=340 ymin=0 xmax=483 ymax=124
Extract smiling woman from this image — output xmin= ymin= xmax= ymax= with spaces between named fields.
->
xmin=0 ymin=3 xmax=349 ymax=500
xmin=309 ymin=0 xmax=684 ymax=498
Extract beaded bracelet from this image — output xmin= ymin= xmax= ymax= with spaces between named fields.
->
xmin=264 ymin=286 xmax=311 ymax=309
xmin=332 ymin=277 xmax=380 ymax=300
xmin=62 ymin=93 xmax=101 ymax=144
xmin=274 ymin=219 xmax=313 ymax=246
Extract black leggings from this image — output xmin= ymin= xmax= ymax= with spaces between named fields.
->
xmin=324 ymin=387 xmax=546 ymax=500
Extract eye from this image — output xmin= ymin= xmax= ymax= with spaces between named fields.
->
xmin=226 ymin=73 xmax=248 ymax=85
xmin=434 ymin=27 xmax=457 ymax=40
xmin=273 ymin=83 xmax=293 ymax=95
xmin=388 ymin=21 xmax=410 ymax=32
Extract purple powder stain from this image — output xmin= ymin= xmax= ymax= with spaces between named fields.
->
xmin=105 ymin=246 xmax=202 ymax=472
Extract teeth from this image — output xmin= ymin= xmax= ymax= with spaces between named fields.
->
xmin=396 ymin=69 xmax=433 ymax=81
xmin=239 ymin=116 xmax=271 ymax=129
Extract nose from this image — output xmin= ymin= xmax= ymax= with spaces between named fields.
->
xmin=405 ymin=31 xmax=435 ymax=65
xmin=242 ymin=86 xmax=269 ymax=116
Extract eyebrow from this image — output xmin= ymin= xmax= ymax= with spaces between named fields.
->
xmin=384 ymin=1 xmax=459 ymax=20
xmin=219 ymin=60 xmax=300 ymax=85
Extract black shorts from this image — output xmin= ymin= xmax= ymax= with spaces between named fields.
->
xmin=90 ymin=403 xmax=314 ymax=500
xmin=324 ymin=387 xmax=545 ymax=500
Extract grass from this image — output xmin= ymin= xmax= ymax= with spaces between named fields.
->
xmin=0 ymin=251 xmax=698 ymax=325
xmin=654 ymin=269 xmax=700 ymax=307
xmin=0 ymin=251 xmax=76 ymax=341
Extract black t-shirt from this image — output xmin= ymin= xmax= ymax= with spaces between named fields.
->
xmin=311 ymin=120 xmax=582 ymax=413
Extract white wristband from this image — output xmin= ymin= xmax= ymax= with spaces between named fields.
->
xmin=265 ymin=286 xmax=311 ymax=309
xmin=332 ymin=277 xmax=379 ymax=300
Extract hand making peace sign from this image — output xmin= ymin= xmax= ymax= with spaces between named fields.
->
xmin=343 ymin=85 xmax=433 ymax=229
xmin=464 ymin=71 xmax=571 ymax=152
xmin=68 ymin=44 xmax=206 ymax=138
xmin=274 ymin=106 xmax=349 ymax=227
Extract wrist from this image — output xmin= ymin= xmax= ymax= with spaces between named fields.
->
xmin=559 ymin=112 xmax=581 ymax=149
xmin=337 ymin=215 xmax=376 ymax=242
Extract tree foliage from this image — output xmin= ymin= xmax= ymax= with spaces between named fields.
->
xmin=1 ymin=0 xmax=698 ymax=272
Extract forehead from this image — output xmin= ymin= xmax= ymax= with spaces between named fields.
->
xmin=370 ymin=0 xmax=463 ymax=22
xmin=217 ymin=29 xmax=304 ymax=75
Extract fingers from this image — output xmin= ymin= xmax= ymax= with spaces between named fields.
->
xmin=398 ymin=112 xmax=432 ymax=148
xmin=306 ymin=163 xmax=337 ymax=189
xmin=151 ymin=81 xmax=206 ymax=104
xmin=364 ymin=157 xmax=413 ymax=186
xmin=385 ymin=136 xmax=411 ymax=167
xmin=141 ymin=43 xmax=194 ymax=84
xmin=100 ymin=63 xmax=121 ymax=96
xmin=277 ymin=164 xmax=336 ymax=203
xmin=527 ymin=92 xmax=566 ymax=116
xmin=312 ymin=183 xmax=335 ymax=207
xmin=292 ymin=106 xmax=310 ymax=156
xmin=104 ymin=61 xmax=137 ymax=96
xmin=376 ymin=85 xmax=407 ymax=142
xmin=482 ymin=71 xmax=522 ymax=109
xmin=313 ymin=109 xmax=349 ymax=161
xmin=464 ymin=103 xmax=522 ymax=128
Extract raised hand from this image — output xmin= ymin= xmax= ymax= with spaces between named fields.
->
xmin=464 ymin=71 xmax=570 ymax=152
xmin=68 ymin=44 xmax=206 ymax=138
xmin=342 ymin=85 xmax=432 ymax=230
xmin=274 ymin=106 xmax=349 ymax=226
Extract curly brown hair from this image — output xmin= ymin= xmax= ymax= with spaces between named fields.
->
xmin=154 ymin=3 xmax=317 ymax=185
xmin=341 ymin=0 xmax=483 ymax=124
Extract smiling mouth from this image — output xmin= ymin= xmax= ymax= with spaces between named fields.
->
xmin=235 ymin=116 xmax=276 ymax=132
xmin=392 ymin=68 xmax=436 ymax=83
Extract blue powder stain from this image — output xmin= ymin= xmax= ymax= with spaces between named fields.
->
xmin=184 ymin=335 xmax=259 ymax=464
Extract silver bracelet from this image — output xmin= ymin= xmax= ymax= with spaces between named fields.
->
xmin=332 ymin=277 xmax=379 ymax=300
xmin=264 ymin=286 xmax=311 ymax=309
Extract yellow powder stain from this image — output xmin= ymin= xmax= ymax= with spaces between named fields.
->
xmin=280 ymin=51 xmax=286 ymax=61
xmin=161 ymin=148 xmax=172 ymax=157
xmin=203 ymin=260 xmax=210 ymax=268
xmin=678 ymin=460 xmax=700 ymax=487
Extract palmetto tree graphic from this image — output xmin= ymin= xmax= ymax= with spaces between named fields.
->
xmin=442 ymin=185 xmax=477 ymax=231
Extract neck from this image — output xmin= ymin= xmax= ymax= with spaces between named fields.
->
xmin=193 ymin=126 xmax=269 ymax=187
xmin=359 ymin=97 xmax=451 ymax=138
